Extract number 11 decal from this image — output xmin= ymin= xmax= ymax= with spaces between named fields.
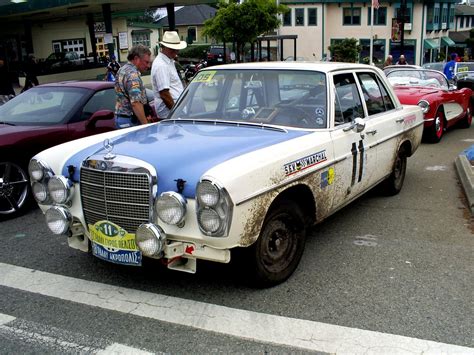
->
xmin=351 ymin=139 xmax=365 ymax=186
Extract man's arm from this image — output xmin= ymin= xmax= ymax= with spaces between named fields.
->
xmin=159 ymin=88 xmax=174 ymax=109
xmin=131 ymin=101 xmax=150 ymax=124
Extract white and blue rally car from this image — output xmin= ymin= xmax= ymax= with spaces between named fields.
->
xmin=29 ymin=62 xmax=424 ymax=286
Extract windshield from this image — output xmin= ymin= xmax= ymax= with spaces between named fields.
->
xmin=386 ymin=69 xmax=448 ymax=90
xmin=0 ymin=86 xmax=88 ymax=125
xmin=171 ymin=69 xmax=328 ymax=129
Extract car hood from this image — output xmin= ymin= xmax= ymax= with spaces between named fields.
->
xmin=0 ymin=124 xmax=60 ymax=145
xmin=62 ymin=121 xmax=311 ymax=197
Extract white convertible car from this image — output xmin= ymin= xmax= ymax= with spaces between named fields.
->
xmin=29 ymin=62 xmax=424 ymax=286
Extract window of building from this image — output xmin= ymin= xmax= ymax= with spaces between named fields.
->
xmin=343 ymin=8 xmax=361 ymax=25
xmin=460 ymin=16 xmax=465 ymax=29
xmin=308 ymin=8 xmax=317 ymax=26
xmin=187 ymin=27 xmax=197 ymax=44
xmin=295 ymin=8 xmax=304 ymax=26
xmin=433 ymin=4 xmax=440 ymax=25
xmin=441 ymin=5 xmax=448 ymax=27
xmin=283 ymin=9 xmax=292 ymax=26
xmin=449 ymin=7 xmax=455 ymax=28
xmin=390 ymin=39 xmax=416 ymax=65
xmin=132 ymin=31 xmax=150 ymax=47
xmin=368 ymin=7 xmax=387 ymax=25
xmin=359 ymin=39 xmax=386 ymax=64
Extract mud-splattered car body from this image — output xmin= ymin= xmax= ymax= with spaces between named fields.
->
xmin=30 ymin=62 xmax=424 ymax=286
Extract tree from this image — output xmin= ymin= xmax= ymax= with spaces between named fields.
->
xmin=203 ymin=0 xmax=288 ymax=62
xmin=327 ymin=38 xmax=361 ymax=63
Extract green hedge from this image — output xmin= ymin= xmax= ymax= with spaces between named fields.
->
xmin=179 ymin=44 xmax=211 ymax=59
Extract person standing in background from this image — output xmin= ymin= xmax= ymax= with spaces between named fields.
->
xmin=383 ymin=55 xmax=393 ymax=68
xmin=105 ymin=55 xmax=120 ymax=82
xmin=396 ymin=55 xmax=407 ymax=65
xmin=0 ymin=56 xmax=15 ymax=105
xmin=21 ymin=54 xmax=39 ymax=92
xmin=444 ymin=53 xmax=458 ymax=84
xmin=114 ymin=44 xmax=152 ymax=129
xmin=151 ymin=31 xmax=187 ymax=119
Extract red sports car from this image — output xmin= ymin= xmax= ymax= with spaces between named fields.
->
xmin=385 ymin=68 xmax=472 ymax=143
xmin=0 ymin=81 xmax=117 ymax=219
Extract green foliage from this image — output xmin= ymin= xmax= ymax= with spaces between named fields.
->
xmin=203 ymin=0 xmax=288 ymax=61
xmin=328 ymin=38 xmax=361 ymax=63
xmin=179 ymin=44 xmax=211 ymax=59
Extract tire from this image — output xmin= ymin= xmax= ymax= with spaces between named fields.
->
xmin=460 ymin=101 xmax=473 ymax=129
xmin=381 ymin=148 xmax=407 ymax=196
xmin=427 ymin=108 xmax=445 ymax=143
xmin=0 ymin=162 xmax=31 ymax=220
xmin=244 ymin=200 xmax=307 ymax=287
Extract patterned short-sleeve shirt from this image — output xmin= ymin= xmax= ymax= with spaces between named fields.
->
xmin=115 ymin=62 xmax=147 ymax=117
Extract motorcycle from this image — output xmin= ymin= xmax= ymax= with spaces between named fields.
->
xmin=184 ymin=59 xmax=207 ymax=84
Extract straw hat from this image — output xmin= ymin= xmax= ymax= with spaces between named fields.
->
xmin=159 ymin=31 xmax=187 ymax=50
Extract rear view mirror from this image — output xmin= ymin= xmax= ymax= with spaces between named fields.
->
xmin=86 ymin=109 xmax=114 ymax=128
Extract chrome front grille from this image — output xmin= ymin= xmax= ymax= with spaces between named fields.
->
xmin=80 ymin=166 xmax=151 ymax=233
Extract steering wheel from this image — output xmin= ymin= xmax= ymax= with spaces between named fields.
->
xmin=272 ymin=107 xmax=322 ymax=128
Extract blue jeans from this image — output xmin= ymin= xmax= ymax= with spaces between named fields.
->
xmin=115 ymin=115 xmax=139 ymax=129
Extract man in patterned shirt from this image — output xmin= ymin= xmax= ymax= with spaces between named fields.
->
xmin=114 ymin=44 xmax=152 ymax=129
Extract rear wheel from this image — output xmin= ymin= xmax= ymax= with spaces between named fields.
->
xmin=0 ymin=162 xmax=31 ymax=220
xmin=380 ymin=148 xmax=407 ymax=196
xmin=460 ymin=101 xmax=473 ymax=129
xmin=427 ymin=108 xmax=445 ymax=143
xmin=244 ymin=200 xmax=307 ymax=287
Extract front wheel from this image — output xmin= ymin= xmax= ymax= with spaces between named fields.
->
xmin=0 ymin=162 xmax=31 ymax=219
xmin=427 ymin=108 xmax=444 ymax=143
xmin=244 ymin=200 xmax=307 ymax=287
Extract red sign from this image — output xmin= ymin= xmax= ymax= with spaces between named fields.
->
xmin=391 ymin=19 xmax=401 ymax=42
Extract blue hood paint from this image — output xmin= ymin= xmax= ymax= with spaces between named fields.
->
xmin=62 ymin=121 xmax=310 ymax=197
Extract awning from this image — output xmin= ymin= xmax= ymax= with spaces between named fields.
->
xmin=441 ymin=36 xmax=456 ymax=47
xmin=423 ymin=39 xmax=438 ymax=50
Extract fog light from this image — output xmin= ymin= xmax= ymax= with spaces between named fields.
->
xmin=136 ymin=223 xmax=166 ymax=257
xmin=32 ymin=182 xmax=48 ymax=203
xmin=197 ymin=208 xmax=221 ymax=233
xmin=155 ymin=192 xmax=186 ymax=225
xmin=48 ymin=175 xmax=74 ymax=204
xmin=45 ymin=206 xmax=72 ymax=235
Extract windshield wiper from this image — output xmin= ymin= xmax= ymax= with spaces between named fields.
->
xmin=0 ymin=121 xmax=15 ymax=126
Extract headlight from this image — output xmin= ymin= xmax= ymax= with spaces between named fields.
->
xmin=155 ymin=192 xmax=186 ymax=226
xmin=45 ymin=206 xmax=72 ymax=235
xmin=48 ymin=175 xmax=74 ymax=204
xmin=417 ymin=100 xmax=430 ymax=114
xmin=196 ymin=181 xmax=220 ymax=207
xmin=32 ymin=182 xmax=49 ymax=203
xmin=28 ymin=159 xmax=52 ymax=182
xmin=196 ymin=180 xmax=233 ymax=237
xmin=136 ymin=223 xmax=166 ymax=257
xmin=197 ymin=208 xmax=221 ymax=233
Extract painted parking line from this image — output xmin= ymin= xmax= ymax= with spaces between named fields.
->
xmin=0 ymin=313 xmax=152 ymax=354
xmin=0 ymin=262 xmax=472 ymax=354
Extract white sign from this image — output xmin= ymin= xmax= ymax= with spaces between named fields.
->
xmin=104 ymin=33 xmax=113 ymax=44
xmin=119 ymin=32 xmax=128 ymax=49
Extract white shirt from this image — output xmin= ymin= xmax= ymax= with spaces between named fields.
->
xmin=151 ymin=52 xmax=184 ymax=119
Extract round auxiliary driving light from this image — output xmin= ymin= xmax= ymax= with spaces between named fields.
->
xmin=197 ymin=208 xmax=221 ymax=234
xmin=155 ymin=192 xmax=186 ymax=225
xmin=196 ymin=181 xmax=220 ymax=207
xmin=32 ymin=182 xmax=48 ymax=203
xmin=136 ymin=223 xmax=167 ymax=257
xmin=48 ymin=176 xmax=74 ymax=204
xmin=45 ymin=206 xmax=72 ymax=235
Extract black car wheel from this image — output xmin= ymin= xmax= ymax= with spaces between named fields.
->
xmin=0 ymin=162 xmax=31 ymax=219
xmin=380 ymin=147 xmax=407 ymax=196
xmin=245 ymin=200 xmax=307 ymax=287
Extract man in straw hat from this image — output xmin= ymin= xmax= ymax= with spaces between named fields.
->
xmin=151 ymin=31 xmax=187 ymax=118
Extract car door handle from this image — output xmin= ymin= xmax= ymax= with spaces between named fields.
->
xmin=396 ymin=118 xmax=405 ymax=123
xmin=366 ymin=129 xmax=377 ymax=135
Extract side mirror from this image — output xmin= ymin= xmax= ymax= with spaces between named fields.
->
xmin=86 ymin=109 xmax=114 ymax=128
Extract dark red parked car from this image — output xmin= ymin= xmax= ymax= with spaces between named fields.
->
xmin=0 ymin=81 xmax=117 ymax=219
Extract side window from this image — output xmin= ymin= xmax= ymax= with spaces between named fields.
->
xmin=333 ymin=73 xmax=364 ymax=125
xmin=81 ymin=89 xmax=115 ymax=121
xmin=357 ymin=72 xmax=386 ymax=115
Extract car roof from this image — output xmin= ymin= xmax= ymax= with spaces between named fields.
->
xmin=205 ymin=61 xmax=382 ymax=73
xmin=38 ymin=81 xmax=115 ymax=90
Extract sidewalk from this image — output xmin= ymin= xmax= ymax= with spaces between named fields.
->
xmin=455 ymin=144 xmax=474 ymax=214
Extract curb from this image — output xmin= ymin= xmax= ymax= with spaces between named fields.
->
xmin=455 ymin=153 xmax=474 ymax=215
